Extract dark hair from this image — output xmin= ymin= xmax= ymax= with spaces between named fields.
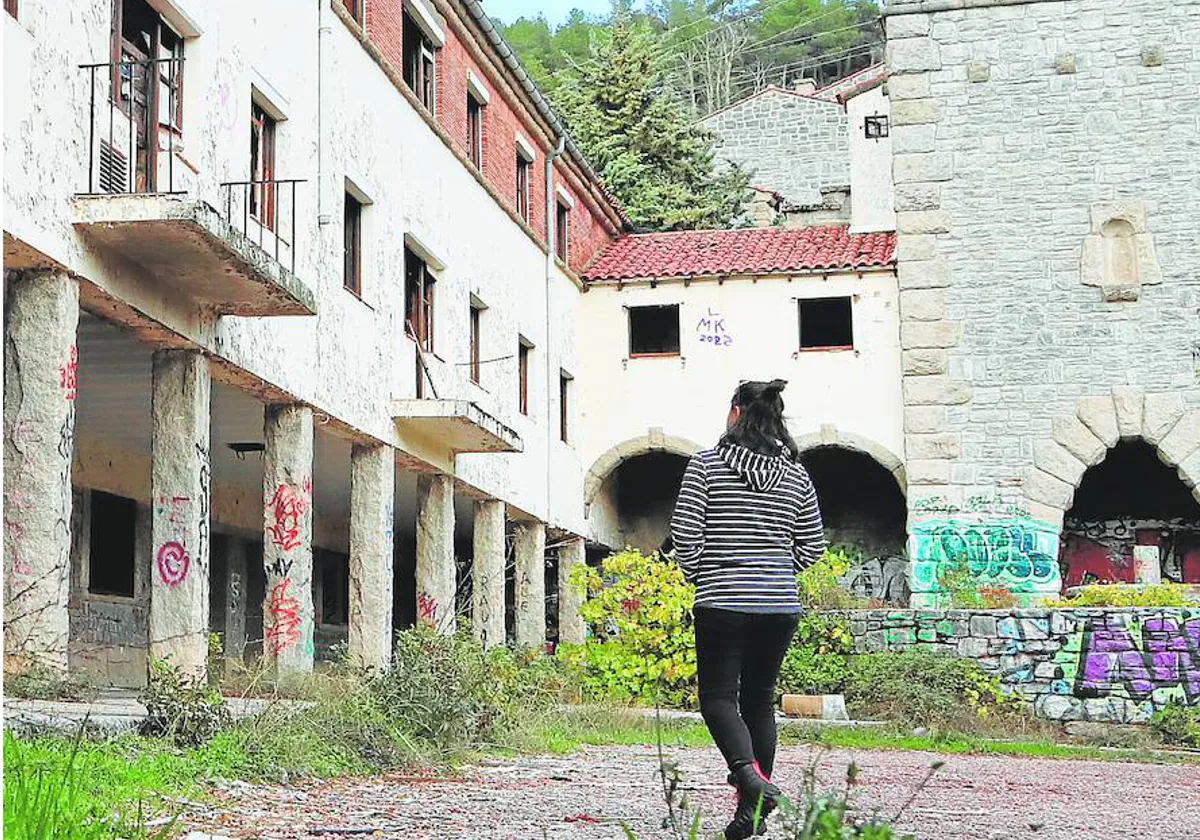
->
xmin=719 ymin=379 xmax=801 ymax=460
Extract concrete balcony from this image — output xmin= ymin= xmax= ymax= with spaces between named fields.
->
xmin=392 ymin=399 xmax=522 ymax=454
xmin=71 ymin=192 xmax=316 ymax=317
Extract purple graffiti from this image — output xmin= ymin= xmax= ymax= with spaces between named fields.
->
xmin=1078 ymin=616 xmax=1200 ymax=701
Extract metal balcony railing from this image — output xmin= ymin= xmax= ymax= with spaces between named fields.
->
xmin=220 ymin=179 xmax=305 ymax=274
xmin=80 ymin=57 xmax=185 ymax=195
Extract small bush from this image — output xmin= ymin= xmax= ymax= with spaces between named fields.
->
xmin=6 ymin=664 xmax=97 ymax=702
xmin=778 ymin=613 xmax=853 ymax=696
xmin=845 ymin=651 xmax=1016 ymax=728
xmin=934 ymin=557 xmax=1018 ymax=609
xmin=567 ymin=549 xmax=697 ymax=707
xmin=1149 ymin=702 xmax=1200 ymax=747
xmin=797 ymin=548 xmax=867 ymax=610
xmin=139 ymin=658 xmax=231 ymax=748
xmin=1045 ymin=583 xmax=1195 ymax=608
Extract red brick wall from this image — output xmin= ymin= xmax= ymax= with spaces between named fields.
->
xmin=355 ymin=0 xmax=616 ymax=257
xmin=365 ymin=0 xmax=404 ymax=72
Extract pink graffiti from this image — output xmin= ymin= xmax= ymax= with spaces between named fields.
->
xmin=59 ymin=345 xmax=77 ymax=401
xmin=267 ymin=483 xmax=307 ymax=552
xmin=266 ymin=578 xmax=301 ymax=655
xmin=1079 ymin=616 xmax=1200 ymax=701
xmin=156 ymin=541 xmax=190 ymax=586
xmin=417 ymin=592 xmax=439 ymax=625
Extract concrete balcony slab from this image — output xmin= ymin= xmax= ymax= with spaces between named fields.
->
xmin=71 ymin=194 xmax=316 ymax=317
xmin=392 ymin=399 xmax=522 ymax=454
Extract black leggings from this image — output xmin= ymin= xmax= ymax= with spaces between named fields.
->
xmin=694 ymin=606 xmax=800 ymax=777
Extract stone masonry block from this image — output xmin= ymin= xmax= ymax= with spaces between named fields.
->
xmin=896 ymin=234 xmax=938 ymax=262
xmin=1025 ymin=500 xmax=1065 ymax=530
xmin=905 ymin=406 xmax=947 ymax=433
xmin=1055 ymin=53 xmax=1076 ymax=75
xmin=899 ymin=289 xmax=947 ymax=321
xmin=908 ymin=433 xmax=961 ymax=460
xmin=897 ymin=152 xmax=950 ymax=183
xmin=886 ymin=73 xmax=930 ymax=101
xmin=1176 ymin=449 xmax=1200 ymax=489
xmin=1111 ymin=387 xmax=1143 ymax=439
xmin=896 ymin=210 xmax=951 ymax=235
xmin=903 ymin=349 xmax=948 ymax=376
xmin=898 ymin=256 xmax=952 ymax=289
xmin=901 ymin=321 xmax=960 ymax=349
xmin=904 ymin=376 xmax=972 ymax=405
xmin=967 ymin=60 xmax=990 ymax=83
xmin=891 ymin=124 xmax=937 ymax=154
xmin=907 ymin=459 xmax=952 ymax=485
xmin=1033 ymin=439 xmax=1087 ymax=487
xmin=886 ymin=13 xmax=929 ymax=39
xmin=888 ymin=37 xmax=942 ymax=73
xmin=1141 ymin=44 xmax=1164 ymax=67
xmin=1142 ymin=392 xmax=1185 ymax=445
xmin=1077 ymin=396 xmax=1120 ymax=448
xmin=891 ymin=99 xmax=943 ymax=127
xmin=1024 ymin=468 xmax=1073 ymax=510
xmin=1052 ymin=415 xmax=1107 ymax=467
xmin=1158 ymin=411 xmax=1200 ymax=468
xmin=894 ymin=183 xmax=941 ymax=211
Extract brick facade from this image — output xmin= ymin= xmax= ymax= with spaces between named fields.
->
xmin=356 ymin=0 xmax=620 ymax=275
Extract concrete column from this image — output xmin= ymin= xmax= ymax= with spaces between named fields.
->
xmin=557 ymin=536 xmax=587 ymax=646
xmin=472 ymin=499 xmax=506 ymax=648
xmin=148 ymin=350 xmax=212 ymax=677
xmin=514 ymin=521 xmax=546 ymax=649
xmin=3 ymin=271 xmax=79 ymax=674
xmin=223 ymin=538 xmax=248 ymax=661
xmin=262 ymin=404 xmax=314 ymax=673
xmin=349 ymin=443 xmax=394 ymax=669
xmin=416 ymin=474 xmax=456 ymax=634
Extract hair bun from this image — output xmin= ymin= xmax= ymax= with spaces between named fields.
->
xmin=764 ymin=379 xmax=787 ymax=397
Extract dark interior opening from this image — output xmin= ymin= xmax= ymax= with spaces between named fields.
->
xmin=799 ymin=297 xmax=853 ymax=349
xmin=612 ymin=451 xmax=690 ymax=552
xmin=88 ymin=490 xmax=137 ymax=597
xmin=799 ymin=446 xmax=907 ymax=558
xmin=629 ymin=305 xmax=681 ymax=356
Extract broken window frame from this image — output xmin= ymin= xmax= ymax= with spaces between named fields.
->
xmin=467 ymin=92 xmax=484 ymax=169
xmin=516 ymin=155 xmax=531 ymax=222
xmin=469 ymin=302 xmax=483 ymax=385
xmin=88 ymin=490 xmax=137 ymax=599
xmin=555 ymin=200 xmax=570 ymax=264
xmin=403 ymin=10 xmax=437 ymax=116
xmin=864 ymin=114 xmax=889 ymax=140
xmin=343 ymin=191 xmax=363 ymax=296
xmin=628 ymin=304 xmax=682 ymax=358
xmin=518 ymin=338 xmax=532 ymax=416
xmin=559 ymin=370 xmax=572 ymax=443
xmin=250 ymin=102 xmax=277 ymax=230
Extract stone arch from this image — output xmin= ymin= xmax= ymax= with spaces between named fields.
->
xmin=790 ymin=424 xmax=907 ymax=497
xmin=1025 ymin=388 xmax=1200 ymax=528
xmin=583 ymin=429 xmax=705 ymax=508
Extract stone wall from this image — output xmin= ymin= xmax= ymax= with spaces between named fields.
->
xmin=885 ymin=0 xmax=1200 ymax=601
xmin=700 ymin=88 xmax=849 ymax=206
xmin=851 ymin=607 xmax=1200 ymax=723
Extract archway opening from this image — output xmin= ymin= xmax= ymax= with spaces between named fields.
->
xmin=593 ymin=451 xmax=690 ymax=554
xmin=800 ymin=445 xmax=908 ymax=602
xmin=1062 ymin=439 xmax=1200 ymax=586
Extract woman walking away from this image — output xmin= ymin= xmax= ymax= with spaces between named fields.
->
xmin=669 ymin=380 xmax=826 ymax=839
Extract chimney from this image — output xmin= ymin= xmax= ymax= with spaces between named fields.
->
xmin=793 ymin=78 xmax=818 ymax=95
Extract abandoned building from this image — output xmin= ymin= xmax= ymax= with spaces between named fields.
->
xmin=5 ymin=0 xmax=1200 ymax=687
xmin=3 ymin=0 xmax=624 ymax=684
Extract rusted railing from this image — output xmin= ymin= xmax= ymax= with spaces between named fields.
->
xmin=220 ymin=179 xmax=305 ymax=274
xmin=80 ymin=57 xmax=185 ymax=195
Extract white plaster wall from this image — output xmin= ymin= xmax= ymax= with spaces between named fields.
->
xmin=577 ymin=271 xmax=906 ymax=542
xmin=3 ymin=0 xmax=582 ymax=530
xmin=848 ymin=86 xmax=896 ymax=233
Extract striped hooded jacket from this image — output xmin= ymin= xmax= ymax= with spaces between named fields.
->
xmin=669 ymin=442 xmax=826 ymax=613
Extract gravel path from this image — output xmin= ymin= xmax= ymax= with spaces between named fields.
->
xmin=186 ymin=745 xmax=1200 ymax=840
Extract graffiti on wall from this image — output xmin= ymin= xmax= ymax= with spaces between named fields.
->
xmin=909 ymin=518 xmax=1062 ymax=605
xmin=267 ymin=482 xmax=308 ymax=552
xmin=695 ymin=309 xmax=734 ymax=347
xmin=1052 ymin=612 xmax=1200 ymax=705
xmin=265 ymin=578 xmax=301 ymax=656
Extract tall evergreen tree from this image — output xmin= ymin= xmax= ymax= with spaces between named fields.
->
xmin=551 ymin=13 xmax=750 ymax=231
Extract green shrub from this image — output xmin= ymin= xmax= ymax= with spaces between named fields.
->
xmin=565 ymin=549 xmax=697 ymax=707
xmin=778 ymin=613 xmax=853 ymax=696
xmin=797 ymin=548 xmax=867 ymax=610
xmin=845 ymin=651 xmax=1016 ymax=728
xmin=139 ymin=658 xmax=231 ymax=748
xmin=1149 ymin=702 xmax=1200 ymax=747
xmin=1045 ymin=583 xmax=1195 ymax=607
xmin=933 ymin=556 xmax=1019 ymax=609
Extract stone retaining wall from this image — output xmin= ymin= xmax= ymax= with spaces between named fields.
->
xmin=849 ymin=607 xmax=1200 ymax=723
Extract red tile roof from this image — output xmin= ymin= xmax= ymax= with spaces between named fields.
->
xmin=582 ymin=226 xmax=896 ymax=282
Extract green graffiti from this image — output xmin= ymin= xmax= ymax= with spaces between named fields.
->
xmin=909 ymin=518 xmax=1062 ymax=597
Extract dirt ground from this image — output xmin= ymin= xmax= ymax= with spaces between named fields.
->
xmin=185 ymin=744 xmax=1200 ymax=840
